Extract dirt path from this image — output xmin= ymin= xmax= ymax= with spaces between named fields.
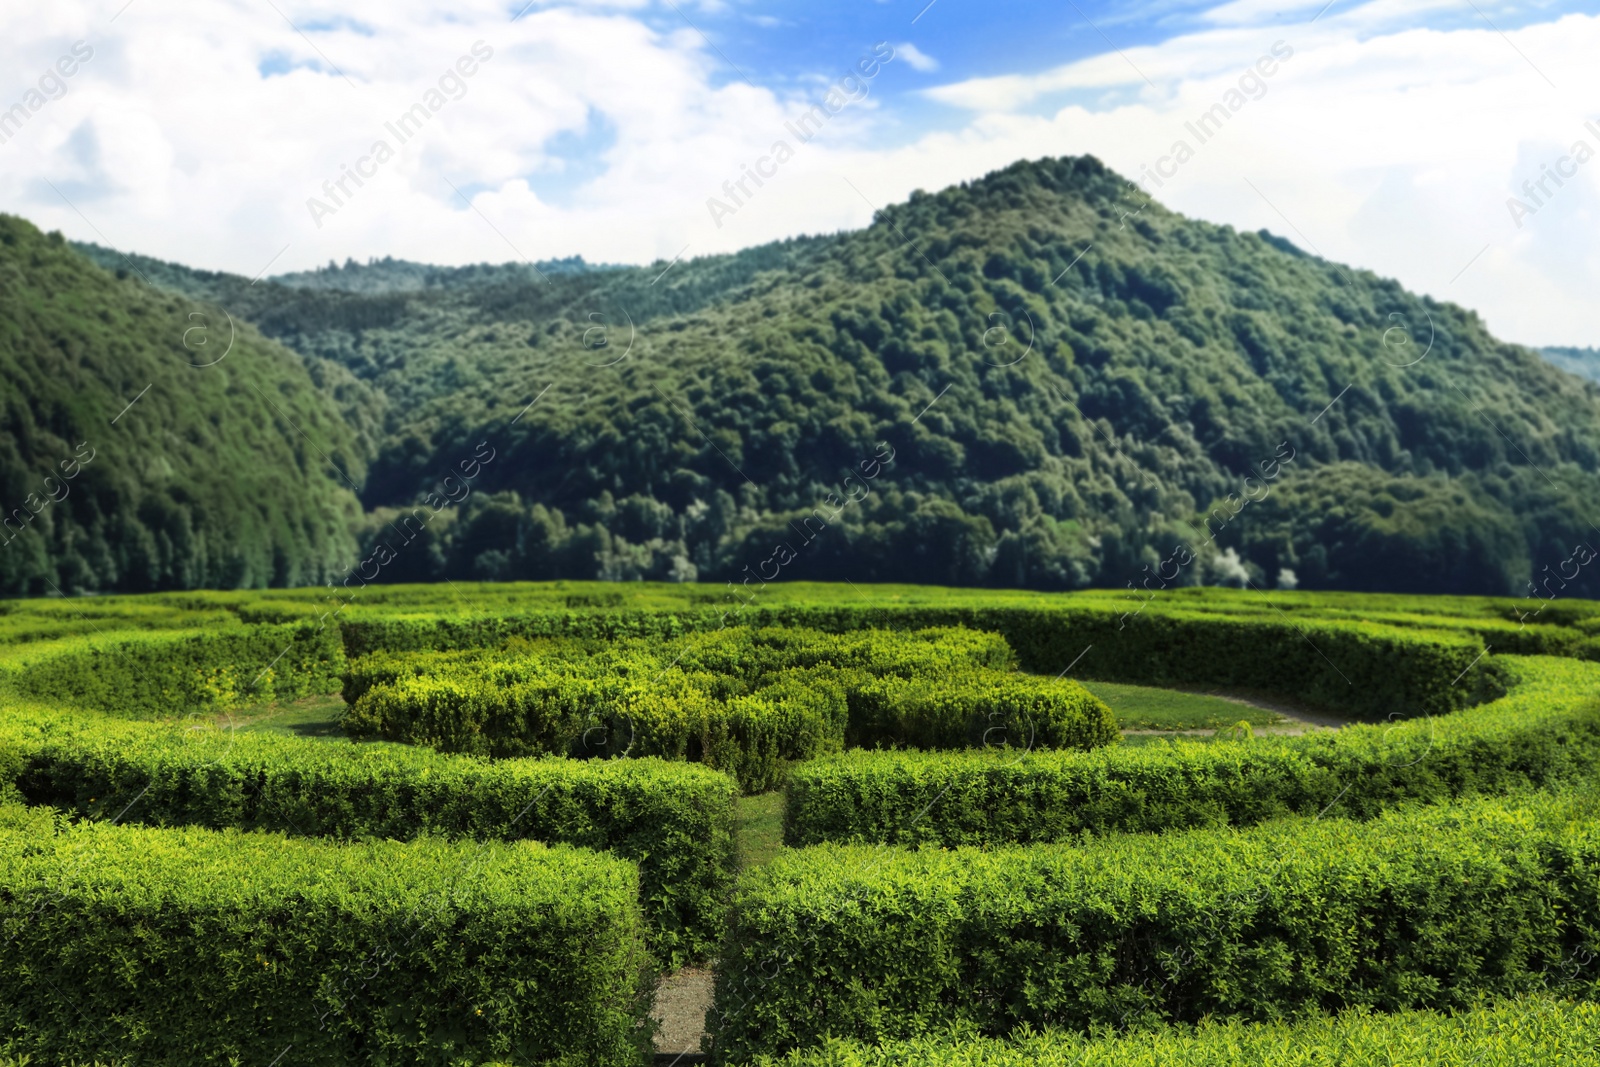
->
xmin=1122 ymin=688 xmax=1351 ymax=736
xmin=652 ymin=967 xmax=713 ymax=1058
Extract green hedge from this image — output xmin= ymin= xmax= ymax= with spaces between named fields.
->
xmin=343 ymin=628 xmax=1107 ymax=793
xmin=0 ymin=806 xmax=647 ymax=1067
xmin=784 ymin=655 xmax=1600 ymax=848
xmin=675 ymin=625 xmax=1013 ymax=677
xmin=348 ymin=663 xmax=840 ymax=794
xmin=341 ymin=646 xmax=491 ymax=705
xmin=7 ymin=718 xmax=735 ymax=968
xmin=12 ymin=622 xmax=345 ymax=717
xmin=846 ymin=672 xmax=1116 ymax=752
xmin=711 ymin=796 xmax=1600 ymax=1061
xmin=339 ymin=611 xmax=703 ymax=659
xmin=338 ymin=604 xmax=1500 ymax=721
xmin=694 ymin=670 xmax=849 ymax=793
xmin=914 ymin=605 xmax=1501 ymax=720
xmin=747 ymin=998 xmax=1600 ymax=1067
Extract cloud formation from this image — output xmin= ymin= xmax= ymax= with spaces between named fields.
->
xmin=0 ymin=0 xmax=1593 ymax=345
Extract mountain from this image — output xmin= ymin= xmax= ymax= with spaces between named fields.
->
xmin=270 ymin=254 xmax=606 ymax=294
xmin=0 ymin=216 xmax=378 ymax=594
xmin=68 ymin=234 xmax=835 ymax=420
xmin=74 ymin=245 xmax=614 ymax=297
xmin=22 ymin=156 xmax=1600 ymax=597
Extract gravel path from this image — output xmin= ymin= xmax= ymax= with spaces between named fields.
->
xmin=652 ymin=966 xmax=713 ymax=1057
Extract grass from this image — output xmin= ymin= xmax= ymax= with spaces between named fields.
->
xmin=233 ymin=692 xmax=348 ymax=740
xmin=736 ymin=792 xmax=786 ymax=869
xmin=1080 ymin=679 xmax=1282 ymax=731
xmin=1119 ymin=731 xmax=1237 ymax=748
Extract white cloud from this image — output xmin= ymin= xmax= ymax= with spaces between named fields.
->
xmin=895 ymin=42 xmax=939 ymax=72
xmin=0 ymin=1 xmax=821 ymax=271
xmin=0 ymin=0 xmax=1595 ymax=347
xmin=904 ymin=10 xmax=1598 ymax=345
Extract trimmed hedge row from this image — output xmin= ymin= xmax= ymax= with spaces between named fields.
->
xmin=0 ymin=805 xmax=647 ymax=1067
xmin=1064 ymin=591 xmax=1600 ymax=661
xmin=338 ymin=604 xmax=1501 ymax=721
xmin=846 ymin=672 xmax=1116 ymax=752
xmin=747 ymin=998 xmax=1600 ymax=1067
xmin=345 ymin=628 xmax=1112 ymax=792
xmin=349 ymin=665 xmax=825 ymax=792
xmin=11 ymin=622 xmax=346 ymax=717
xmin=712 ymin=795 xmax=1600 ymax=1061
xmin=4 ymin=716 xmax=736 ymax=968
xmin=784 ymin=655 xmax=1600 ymax=848
xmin=342 ymin=646 xmax=495 ymax=706
xmin=339 ymin=611 xmax=706 ymax=659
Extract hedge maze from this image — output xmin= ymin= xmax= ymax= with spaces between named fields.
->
xmin=0 ymin=582 xmax=1597 ymax=1065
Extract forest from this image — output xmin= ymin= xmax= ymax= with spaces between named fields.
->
xmin=5 ymin=154 xmax=1598 ymax=598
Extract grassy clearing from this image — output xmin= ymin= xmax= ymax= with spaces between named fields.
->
xmin=1079 ymin=679 xmax=1282 ymax=730
xmin=1116 ymin=731 xmax=1249 ymax=748
xmin=233 ymin=693 xmax=347 ymax=741
xmin=736 ymin=792 xmax=786 ymax=869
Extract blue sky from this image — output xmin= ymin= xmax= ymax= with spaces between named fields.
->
xmin=618 ymin=0 xmax=1594 ymax=100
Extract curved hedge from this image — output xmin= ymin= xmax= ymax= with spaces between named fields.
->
xmin=846 ymin=672 xmax=1115 ymax=752
xmin=745 ymin=998 xmax=1600 ymax=1067
xmin=339 ymin=603 xmax=1503 ymax=721
xmin=0 ymin=591 xmax=1568 ymax=980
xmin=11 ymin=622 xmax=345 ymax=717
xmin=712 ymin=795 xmax=1600 ymax=1061
xmin=4 ymin=713 xmax=736 ymax=968
xmin=344 ymin=628 xmax=1114 ymax=792
xmin=0 ymin=805 xmax=647 ymax=1067
xmin=3 ymin=582 xmax=1595 ymax=1066
xmin=784 ymin=655 xmax=1600 ymax=848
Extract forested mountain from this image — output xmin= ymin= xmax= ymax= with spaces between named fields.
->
xmin=271 ymin=255 xmax=605 ymax=294
xmin=75 ymin=245 xmax=610 ymax=297
xmin=16 ymin=156 xmax=1600 ymax=597
xmin=0 ymin=217 xmax=373 ymax=594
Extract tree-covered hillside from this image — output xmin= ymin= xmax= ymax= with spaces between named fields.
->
xmin=28 ymin=156 xmax=1600 ymax=596
xmin=0 ymin=217 xmax=375 ymax=594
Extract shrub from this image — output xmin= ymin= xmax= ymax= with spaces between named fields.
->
xmin=339 ymin=604 xmax=1500 ymax=721
xmin=669 ymin=625 xmax=1014 ymax=678
xmin=785 ymin=655 xmax=1600 ymax=848
xmin=913 ymin=605 xmax=1502 ymax=720
xmin=847 ymin=672 xmax=1116 ymax=752
xmin=12 ymin=622 xmax=345 ymax=717
xmin=343 ymin=661 xmax=842 ymax=793
xmin=340 ymin=646 xmax=490 ymax=705
xmin=338 ymin=610 xmax=703 ymax=659
xmin=744 ymin=998 xmax=1600 ymax=1067
xmin=344 ymin=628 xmax=1104 ymax=792
xmin=711 ymin=795 xmax=1600 ymax=1061
xmin=700 ymin=670 xmax=851 ymax=794
xmin=344 ymin=668 xmax=617 ymax=759
xmin=0 ymin=806 xmax=647 ymax=1067
xmin=6 ymin=718 xmax=736 ymax=968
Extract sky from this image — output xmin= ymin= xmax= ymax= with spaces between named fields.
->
xmin=2 ymin=0 xmax=1598 ymax=347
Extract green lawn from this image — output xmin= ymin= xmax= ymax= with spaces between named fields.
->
xmin=735 ymin=792 xmax=786 ymax=869
xmin=233 ymin=693 xmax=348 ymax=740
xmin=1079 ymin=679 xmax=1282 ymax=731
xmin=1117 ymin=730 xmax=1251 ymax=748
